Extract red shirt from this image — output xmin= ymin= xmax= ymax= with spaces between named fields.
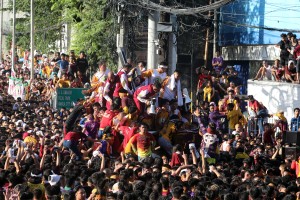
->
xmin=100 ymin=110 xmax=118 ymax=129
xmin=119 ymin=126 xmax=138 ymax=151
xmin=130 ymin=132 xmax=155 ymax=157
xmin=197 ymin=74 xmax=211 ymax=89
xmin=291 ymin=160 xmax=300 ymax=177
xmin=64 ymin=131 xmax=87 ymax=142
xmin=105 ymin=77 xmax=119 ymax=98
xmin=294 ymin=45 xmax=300 ymax=59
xmin=113 ymin=71 xmax=125 ymax=97
xmin=133 ymin=84 xmax=156 ymax=100
xmin=285 ymin=65 xmax=296 ymax=76
xmin=263 ymin=129 xmax=274 ymax=145
xmin=249 ymin=100 xmax=263 ymax=112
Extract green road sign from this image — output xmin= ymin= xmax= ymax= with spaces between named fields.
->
xmin=56 ymin=88 xmax=86 ymax=109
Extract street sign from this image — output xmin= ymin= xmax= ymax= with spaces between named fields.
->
xmin=56 ymin=88 xmax=86 ymax=110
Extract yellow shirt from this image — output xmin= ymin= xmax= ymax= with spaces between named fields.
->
xmin=156 ymin=109 xmax=169 ymax=130
xmin=57 ymin=80 xmax=70 ymax=88
xmin=159 ymin=121 xmax=176 ymax=141
xmin=226 ymin=98 xmax=238 ymax=109
xmin=227 ymin=109 xmax=243 ymax=129
xmin=125 ymin=137 xmax=135 ymax=154
xmin=141 ymin=69 xmax=153 ymax=79
xmin=274 ymin=112 xmax=287 ymax=122
xmin=42 ymin=65 xmax=52 ymax=78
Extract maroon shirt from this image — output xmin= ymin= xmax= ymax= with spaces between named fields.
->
xmin=263 ymin=129 xmax=274 ymax=145
xmin=64 ymin=131 xmax=87 ymax=142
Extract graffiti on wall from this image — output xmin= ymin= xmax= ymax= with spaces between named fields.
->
xmin=222 ymin=45 xmax=281 ymax=61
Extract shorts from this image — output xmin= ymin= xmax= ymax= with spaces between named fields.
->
xmin=280 ymin=55 xmax=289 ymax=67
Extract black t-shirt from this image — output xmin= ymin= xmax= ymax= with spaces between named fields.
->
xmin=277 ymin=40 xmax=291 ymax=57
xmin=228 ymin=76 xmax=242 ymax=86
xmin=52 ymin=57 xmax=61 ymax=62
xmin=288 ymin=66 xmax=297 ymax=74
xmin=76 ymin=58 xmax=89 ymax=74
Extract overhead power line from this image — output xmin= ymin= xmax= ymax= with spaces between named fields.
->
xmin=221 ymin=21 xmax=300 ymax=33
xmin=137 ymin=0 xmax=234 ymax=15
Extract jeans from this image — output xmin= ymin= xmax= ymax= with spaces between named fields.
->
xmin=257 ymin=109 xmax=268 ymax=137
xmin=257 ymin=118 xmax=264 ymax=137
xmin=63 ymin=140 xmax=82 ymax=160
xmin=248 ymin=118 xmax=264 ymax=137
xmin=158 ymin=137 xmax=173 ymax=156
xmin=98 ymin=130 xmax=104 ymax=139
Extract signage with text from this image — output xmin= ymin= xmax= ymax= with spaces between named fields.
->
xmin=56 ymin=88 xmax=86 ymax=109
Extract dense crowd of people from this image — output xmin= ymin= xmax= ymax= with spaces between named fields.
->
xmin=0 ymin=44 xmax=300 ymax=200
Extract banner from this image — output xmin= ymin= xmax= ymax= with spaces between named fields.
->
xmin=8 ymin=77 xmax=27 ymax=100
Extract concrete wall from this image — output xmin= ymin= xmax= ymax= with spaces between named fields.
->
xmin=222 ymin=45 xmax=281 ymax=61
xmin=248 ymin=80 xmax=299 ymax=124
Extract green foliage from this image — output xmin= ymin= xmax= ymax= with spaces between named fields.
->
xmin=5 ymin=34 xmax=12 ymax=51
xmin=8 ymin=0 xmax=63 ymax=53
xmin=51 ymin=0 xmax=118 ymax=72
xmin=8 ymin=0 xmax=118 ymax=72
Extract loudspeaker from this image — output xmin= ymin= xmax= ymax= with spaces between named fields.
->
xmin=283 ymin=131 xmax=300 ymax=146
xmin=283 ymin=146 xmax=300 ymax=160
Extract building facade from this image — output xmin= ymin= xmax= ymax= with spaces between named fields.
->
xmin=219 ymin=0 xmax=300 ymax=92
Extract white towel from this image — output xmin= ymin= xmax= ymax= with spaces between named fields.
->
xmin=170 ymin=74 xmax=183 ymax=106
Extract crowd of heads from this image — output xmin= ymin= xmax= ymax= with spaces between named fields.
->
xmin=0 ymin=47 xmax=299 ymax=200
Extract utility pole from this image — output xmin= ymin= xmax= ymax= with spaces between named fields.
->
xmin=213 ymin=0 xmax=218 ymax=54
xmin=0 ymin=0 xmax=3 ymax=64
xmin=117 ymin=20 xmax=125 ymax=70
xmin=204 ymin=0 xmax=212 ymax=68
xmin=59 ymin=28 xmax=62 ymax=53
xmin=147 ymin=11 xmax=158 ymax=69
xmin=191 ymin=30 xmax=194 ymax=112
xmin=30 ymin=0 xmax=34 ymax=80
xmin=11 ymin=0 xmax=16 ymax=72
xmin=117 ymin=2 xmax=125 ymax=70
xmin=168 ymin=14 xmax=177 ymax=73
xmin=65 ymin=23 xmax=71 ymax=53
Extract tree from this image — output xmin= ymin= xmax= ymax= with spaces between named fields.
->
xmin=51 ymin=0 xmax=118 ymax=72
xmin=7 ymin=0 xmax=63 ymax=54
xmin=7 ymin=0 xmax=118 ymax=72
